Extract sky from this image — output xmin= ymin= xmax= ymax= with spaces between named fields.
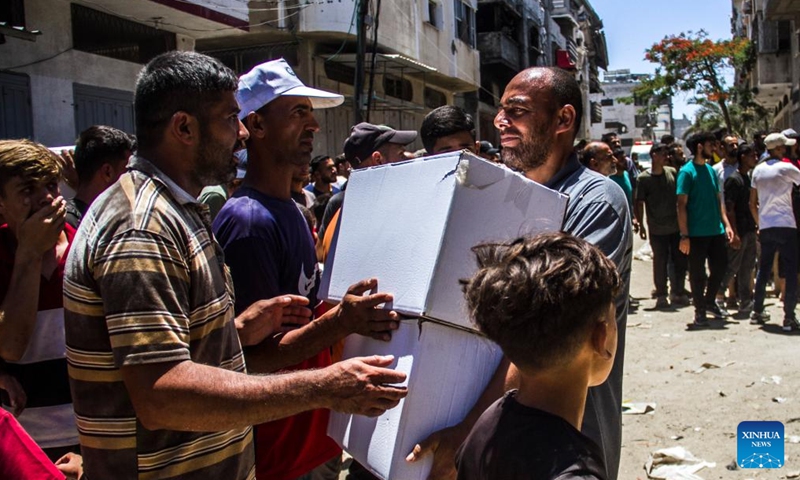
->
xmin=589 ymin=0 xmax=735 ymax=121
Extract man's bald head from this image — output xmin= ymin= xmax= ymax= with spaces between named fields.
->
xmin=581 ymin=141 xmax=615 ymax=176
xmin=507 ymin=67 xmax=583 ymax=137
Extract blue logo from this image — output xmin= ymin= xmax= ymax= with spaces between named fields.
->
xmin=737 ymin=421 xmax=784 ymax=469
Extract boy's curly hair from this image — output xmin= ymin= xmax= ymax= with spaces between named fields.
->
xmin=462 ymin=232 xmax=620 ymax=371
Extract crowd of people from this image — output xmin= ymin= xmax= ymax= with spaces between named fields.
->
xmin=579 ymin=126 xmax=800 ymax=332
xmin=0 ymin=50 xmax=711 ymax=480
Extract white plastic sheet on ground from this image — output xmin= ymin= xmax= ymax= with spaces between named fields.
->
xmin=645 ymin=446 xmax=716 ymax=480
xmin=634 ymin=241 xmax=653 ymax=261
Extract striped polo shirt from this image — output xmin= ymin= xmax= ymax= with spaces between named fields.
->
xmin=0 ymin=224 xmax=79 ymax=450
xmin=64 ymin=156 xmax=254 ymax=480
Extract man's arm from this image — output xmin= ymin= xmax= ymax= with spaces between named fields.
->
xmin=750 ymin=188 xmax=760 ymax=231
xmin=243 ymin=278 xmax=399 ymax=373
xmin=122 ymin=354 xmax=408 ymax=432
xmin=90 ymin=229 xmax=407 ymax=432
xmin=719 ymin=193 xmax=734 ymax=243
xmin=724 ymin=179 xmax=740 ymax=249
xmin=677 ymin=194 xmax=690 ymax=255
xmin=634 ymin=199 xmax=647 ymax=240
xmin=0 ymin=198 xmax=66 ymax=361
xmin=234 ymin=295 xmax=312 ymax=347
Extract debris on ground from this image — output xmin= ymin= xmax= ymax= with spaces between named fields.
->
xmin=635 ymin=242 xmax=653 ymax=261
xmin=690 ymin=362 xmax=734 ymax=374
xmin=725 ymin=460 xmax=738 ymax=471
xmin=622 ymin=402 xmax=657 ymax=415
xmin=645 ymin=446 xmax=715 ymax=480
xmin=761 ymin=375 xmax=782 ymax=385
xmin=773 ymin=397 xmax=788 ymax=403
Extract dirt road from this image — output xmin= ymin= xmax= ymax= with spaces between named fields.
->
xmin=620 ymin=237 xmax=800 ymax=479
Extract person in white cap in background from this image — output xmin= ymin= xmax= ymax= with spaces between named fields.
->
xmin=749 ymin=132 xmax=800 ymax=331
xmin=214 ymin=58 xmax=403 ymax=480
xmin=782 ymin=128 xmax=800 ymax=163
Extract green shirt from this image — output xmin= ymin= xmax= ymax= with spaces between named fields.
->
xmin=635 ymin=167 xmax=679 ymax=236
xmin=676 ymin=161 xmax=725 ymax=237
xmin=610 ymin=171 xmax=633 ymax=211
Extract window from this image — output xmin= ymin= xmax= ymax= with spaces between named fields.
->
xmin=73 ymin=84 xmax=135 ymax=136
xmin=0 ymin=72 xmax=33 ymax=139
xmin=71 ymin=4 xmax=176 ymax=64
xmin=383 ymin=75 xmax=413 ymax=101
xmin=454 ymin=0 xmax=476 ymax=48
xmin=425 ymin=0 xmax=442 ymax=29
xmin=760 ymin=19 xmax=791 ymax=53
xmin=634 ymin=114 xmax=650 ymax=129
xmin=0 ymin=0 xmax=25 ymax=28
xmin=600 ymin=98 xmax=613 ymax=106
xmin=324 ymin=61 xmax=355 ymax=86
xmin=424 ymin=87 xmax=446 ymax=109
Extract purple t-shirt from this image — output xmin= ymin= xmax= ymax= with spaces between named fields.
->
xmin=213 ymin=186 xmax=320 ymax=313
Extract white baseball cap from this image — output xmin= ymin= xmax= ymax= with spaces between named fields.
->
xmin=764 ymin=132 xmax=796 ymax=150
xmin=236 ymin=58 xmax=344 ymax=119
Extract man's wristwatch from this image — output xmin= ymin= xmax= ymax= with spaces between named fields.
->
xmin=680 ymin=234 xmax=689 ymax=240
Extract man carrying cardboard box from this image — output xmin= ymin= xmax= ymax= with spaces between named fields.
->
xmin=408 ymin=67 xmax=633 ymax=480
xmin=213 ymin=59 xmax=406 ymax=480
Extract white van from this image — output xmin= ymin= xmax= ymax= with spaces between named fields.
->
xmin=630 ymin=141 xmax=654 ymax=171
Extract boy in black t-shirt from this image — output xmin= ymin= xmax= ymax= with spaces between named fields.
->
xmin=456 ymin=232 xmax=620 ymax=480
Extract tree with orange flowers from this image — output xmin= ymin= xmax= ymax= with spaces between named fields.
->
xmin=634 ymin=30 xmax=750 ymax=133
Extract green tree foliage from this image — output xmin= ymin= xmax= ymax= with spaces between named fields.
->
xmin=634 ymin=30 xmax=750 ymax=133
xmin=682 ymin=89 xmax=769 ymax=140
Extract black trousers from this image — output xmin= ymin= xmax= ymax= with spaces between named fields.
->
xmin=650 ymin=232 xmax=688 ymax=297
xmin=688 ymin=235 xmax=728 ymax=314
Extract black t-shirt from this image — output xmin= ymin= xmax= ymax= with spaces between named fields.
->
xmin=724 ymin=170 xmax=757 ymax=234
xmin=456 ymin=391 xmax=608 ymax=480
xmin=65 ymin=197 xmax=89 ymax=229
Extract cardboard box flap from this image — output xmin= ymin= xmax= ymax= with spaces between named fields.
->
xmin=454 ymin=154 xmax=509 ymax=189
xmin=321 ymin=155 xmax=463 ymax=315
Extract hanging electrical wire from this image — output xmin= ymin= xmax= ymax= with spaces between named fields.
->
xmin=325 ymin=0 xmax=360 ymax=64
xmin=365 ymin=0 xmax=381 ymax=120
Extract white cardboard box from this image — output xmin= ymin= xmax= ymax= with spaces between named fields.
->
xmin=328 ymin=320 xmax=503 ymax=480
xmin=319 ymin=151 xmax=568 ymax=331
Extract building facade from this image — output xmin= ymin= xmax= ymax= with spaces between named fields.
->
xmin=2 ymin=0 xmax=611 ymax=151
xmin=589 ymin=69 xmax=672 ymax=148
xmin=732 ymin=0 xmax=800 ymax=130
xmin=1 ymin=0 xmax=480 ymax=154
xmin=0 ymin=0 xmax=252 ymax=146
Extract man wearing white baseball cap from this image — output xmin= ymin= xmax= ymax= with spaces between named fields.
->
xmin=214 ymin=58 xmax=402 ymax=480
xmin=782 ymin=128 xmax=800 ymax=161
xmin=750 ymin=131 xmax=800 ymax=331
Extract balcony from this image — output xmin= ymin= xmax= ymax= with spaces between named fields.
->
xmin=477 ymin=0 xmax=521 ymax=17
xmin=750 ymin=52 xmax=792 ymax=107
xmin=764 ymin=0 xmax=800 ymax=20
xmin=72 ymin=0 xmax=249 ymax=38
xmin=478 ymin=32 xmax=521 ymax=72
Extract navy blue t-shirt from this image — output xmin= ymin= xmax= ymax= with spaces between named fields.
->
xmin=213 ymin=186 xmax=320 ymax=314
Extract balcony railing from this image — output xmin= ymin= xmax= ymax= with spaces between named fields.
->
xmin=478 ymin=32 xmax=521 ymax=71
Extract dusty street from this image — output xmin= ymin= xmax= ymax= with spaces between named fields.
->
xmin=620 ymin=237 xmax=800 ymax=479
